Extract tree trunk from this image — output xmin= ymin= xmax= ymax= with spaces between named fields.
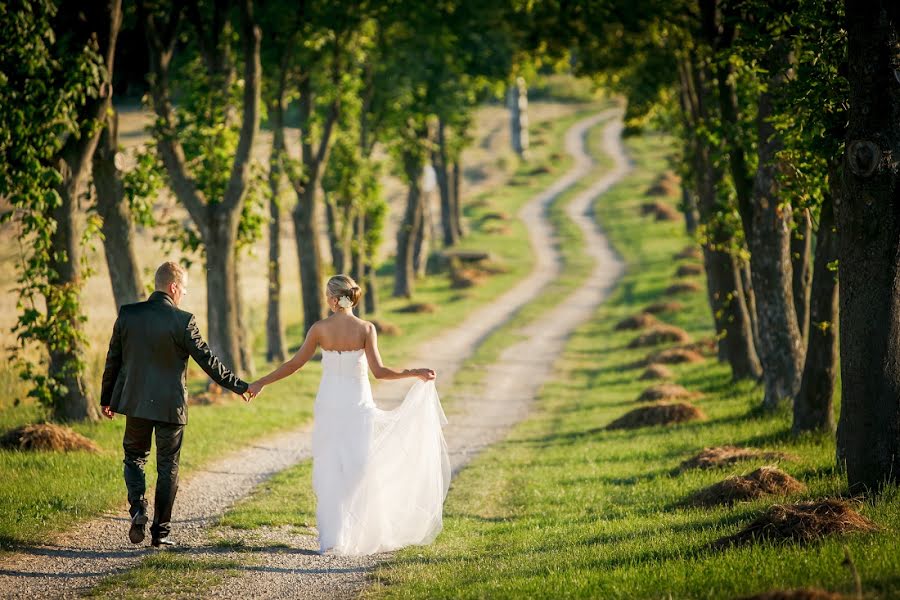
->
xmin=50 ymin=155 xmax=99 ymax=422
xmin=234 ymin=257 xmax=254 ymax=375
xmin=681 ymin=184 xmax=699 ymax=235
xmin=293 ymin=183 xmax=326 ymax=332
xmin=394 ymin=151 xmax=424 ymax=298
xmin=324 ymin=195 xmax=347 ymax=273
xmin=265 ymin=99 xmax=286 ymax=363
xmin=748 ymin=39 xmax=804 ymax=408
xmin=290 ymin=75 xmax=337 ymax=334
xmin=94 ymin=109 xmax=143 ymax=308
xmin=365 ymin=261 xmax=378 ymax=314
xmin=794 ymin=191 xmax=838 ymax=434
xmin=352 ymin=210 xmax=366 ymax=317
xmin=507 ymin=76 xmax=529 ymax=159
xmin=143 ymin=0 xmax=260 ymax=371
xmin=740 ymin=258 xmax=762 ymax=355
xmin=791 ymin=207 xmax=813 ymax=345
xmin=266 ymin=194 xmax=286 ymax=362
xmin=836 ymin=2 xmax=900 ymax=492
xmin=434 ymin=119 xmax=457 ymax=247
xmin=47 ymin=0 xmax=123 ymax=421
xmin=451 ymin=159 xmax=464 ymax=238
xmin=205 ymin=221 xmax=242 ymax=372
xmin=413 ymin=184 xmax=430 ymax=278
xmin=678 ymin=49 xmax=762 ymax=381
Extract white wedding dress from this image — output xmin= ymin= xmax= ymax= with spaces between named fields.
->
xmin=311 ymin=349 xmax=450 ymax=555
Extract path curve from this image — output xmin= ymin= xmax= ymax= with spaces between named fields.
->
xmin=0 ymin=110 xmax=628 ymax=599
xmin=205 ymin=111 xmax=630 ymax=599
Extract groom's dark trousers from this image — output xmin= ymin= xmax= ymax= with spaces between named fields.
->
xmin=100 ymin=291 xmax=248 ymax=539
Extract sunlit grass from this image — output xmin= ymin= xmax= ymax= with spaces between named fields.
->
xmin=0 ymin=102 xmax=599 ymax=551
xmin=364 ymin=134 xmax=900 ymax=599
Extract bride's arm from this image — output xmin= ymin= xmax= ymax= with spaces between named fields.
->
xmin=364 ymin=322 xmax=435 ymax=381
xmin=248 ymin=323 xmax=320 ymax=396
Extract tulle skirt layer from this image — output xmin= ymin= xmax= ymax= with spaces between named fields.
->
xmin=312 ymin=377 xmax=450 ymax=556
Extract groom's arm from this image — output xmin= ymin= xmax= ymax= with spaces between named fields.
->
xmin=100 ymin=314 xmax=123 ymax=407
xmin=181 ymin=315 xmax=249 ymax=395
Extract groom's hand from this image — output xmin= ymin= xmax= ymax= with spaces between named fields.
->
xmin=243 ymin=381 xmax=263 ymax=402
xmin=102 ymin=406 xmax=115 ymax=419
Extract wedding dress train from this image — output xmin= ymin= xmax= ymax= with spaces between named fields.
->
xmin=311 ymin=349 xmax=450 ymax=555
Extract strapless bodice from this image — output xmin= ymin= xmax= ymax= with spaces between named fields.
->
xmin=321 ymin=348 xmax=368 ymax=379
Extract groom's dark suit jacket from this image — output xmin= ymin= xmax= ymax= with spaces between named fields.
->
xmin=100 ymin=291 xmax=248 ymax=424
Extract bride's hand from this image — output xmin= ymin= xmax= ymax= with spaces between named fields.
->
xmin=415 ymin=368 xmax=436 ymax=382
xmin=245 ymin=380 xmax=264 ymax=401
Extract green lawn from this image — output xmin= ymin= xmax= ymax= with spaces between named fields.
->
xmin=366 ymin=134 xmax=900 ymax=599
xmin=0 ymin=103 xmax=607 ymax=551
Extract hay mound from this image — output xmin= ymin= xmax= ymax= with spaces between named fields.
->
xmin=645 ymin=171 xmax=680 ymax=196
xmin=685 ymin=466 xmax=806 ymax=507
xmin=190 ymin=393 xmax=227 ymax=406
xmin=647 ymin=347 xmax=706 ymax=365
xmin=640 ymin=201 xmax=680 ymax=222
xmin=480 ymin=211 xmax=509 ymax=222
xmin=643 ymin=301 xmax=684 ymax=314
xmin=665 ymin=281 xmax=701 ymax=296
xmin=615 ymin=312 xmax=659 ymax=331
xmin=396 ymin=302 xmax=437 ymax=314
xmin=679 ymin=337 xmax=718 ymax=357
xmin=0 ymin=423 xmax=100 ymax=453
xmin=679 ymin=445 xmax=795 ymax=471
xmin=676 ymin=263 xmax=703 ymax=277
xmin=606 ymin=401 xmax=706 ymax=430
xmin=450 ymin=267 xmax=485 ymax=289
xmin=675 ymin=246 xmax=702 ymax=260
xmin=739 ymin=588 xmax=848 ymax=600
xmin=628 ymin=325 xmax=691 ymax=348
xmin=371 ymin=319 xmax=401 ymax=336
xmin=639 ymin=363 xmax=674 ymax=380
xmin=713 ymin=499 xmax=879 ymax=549
xmin=637 ymin=383 xmax=699 ymax=402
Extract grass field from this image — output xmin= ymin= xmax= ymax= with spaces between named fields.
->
xmin=0 ymin=102 xmax=600 ymax=551
xmin=365 ymin=134 xmax=900 ymax=599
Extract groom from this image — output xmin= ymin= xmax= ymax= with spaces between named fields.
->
xmin=100 ymin=261 xmax=252 ymax=547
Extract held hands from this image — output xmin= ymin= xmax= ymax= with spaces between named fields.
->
xmin=242 ymin=381 xmax=264 ymax=402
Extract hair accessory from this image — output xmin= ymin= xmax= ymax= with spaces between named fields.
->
xmin=338 ymin=296 xmax=353 ymax=309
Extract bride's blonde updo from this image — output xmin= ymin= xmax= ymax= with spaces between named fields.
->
xmin=326 ymin=274 xmax=362 ymax=308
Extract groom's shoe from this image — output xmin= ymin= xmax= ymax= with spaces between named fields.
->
xmin=151 ymin=536 xmax=176 ymax=548
xmin=128 ymin=500 xmax=149 ymax=544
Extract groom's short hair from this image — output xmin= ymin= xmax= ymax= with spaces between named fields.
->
xmin=155 ymin=261 xmax=187 ymax=290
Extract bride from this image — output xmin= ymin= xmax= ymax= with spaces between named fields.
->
xmin=246 ymin=274 xmax=450 ymax=555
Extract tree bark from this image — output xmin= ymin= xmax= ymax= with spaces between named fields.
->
xmin=234 ymin=256 xmax=254 ymax=375
xmin=324 ymin=195 xmax=347 ymax=273
xmin=748 ymin=39 xmax=804 ymax=408
xmin=451 ymin=159 xmax=464 ymax=238
xmin=48 ymin=0 xmax=123 ymax=421
xmin=836 ymin=1 xmax=900 ymax=492
xmin=394 ymin=149 xmax=424 ymax=298
xmin=794 ymin=191 xmax=838 ymax=434
xmin=413 ymin=183 xmax=430 ymax=278
xmin=507 ymin=77 xmax=529 ymax=159
xmin=290 ymin=74 xmax=338 ymax=334
xmin=678 ymin=50 xmax=762 ymax=380
xmin=791 ymin=207 xmax=813 ymax=345
xmin=94 ymin=109 xmax=143 ymax=308
xmin=352 ymin=210 xmax=366 ymax=317
xmin=681 ymin=184 xmax=699 ymax=235
xmin=434 ymin=118 xmax=457 ymax=247
xmin=265 ymin=97 xmax=286 ymax=363
xmin=143 ymin=0 xmax=261 ymax=371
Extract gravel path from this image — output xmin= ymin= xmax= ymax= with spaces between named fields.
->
xmin=0 ymin=110 xmax=629 ymax=599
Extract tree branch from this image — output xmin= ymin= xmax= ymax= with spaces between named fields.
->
xmin=141 ymin=0 xmax=210 ymax=235
xmin=222 ymin=0 xmax=261 ymax=212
